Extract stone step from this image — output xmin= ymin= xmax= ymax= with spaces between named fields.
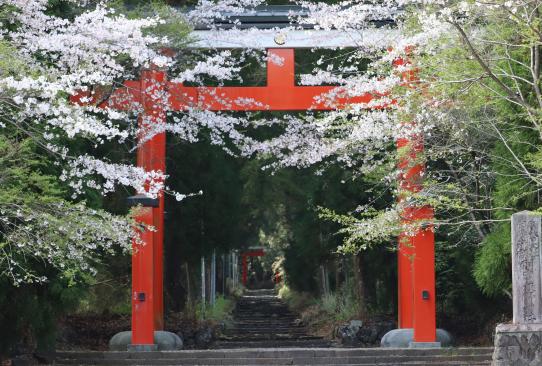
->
xmin=235 ymin=308 xmax=292 ymax=311
xmin=234 ymin=318 xmax=295 ymax=320
xmin=234 ymin=312 xmax=295 ymax=314
xmin=212 ymin=340 xmax=334 ymax=348
xmin=222 ymin=332 xmax=319 ymax=336
xmin=223 ymin=332 xmax=311 ymax=337
xmin=57 ymin=359 xmax=491 ymax=366
xmin=230 ymin=324 xmax=304 ymax=328
xmin=55 ymin=347 xmax=494 ymax=359
xmin=219 ymin=336 xmax=324 ymax=342
xmin=227 ymin=329 xmax=305 ymax=332
xmin=223 ymin=334 xmax=314 ymax=339
xmin=56 ymin=363 xmax=492 ymax=366
xmin=234 ymin=315 xmax=296 ymax=318
xmin=229 ymin=325 xmax=300 ymax=329
xmin=228 ymin=326 xmax=303 ymax=330
xmin=232 ymin=318 xmax=297 ymax=322
xmin=235 ymin=308 xmax=291 ymax=311
xmin=235 ymin=314 xmax=293 ymax=316
xmin=230 ymin=321 xmax=302 ymax=324
xmin=235 ymin=305 xmax=291 ymax=308
xmin=54 ymin=349 xmax=493 ymax=366
xmin=55 ymin=359 xmax=492 ymax=366
xmin=226 ymin=329 xmax=308 ymax=332
xmin=235 ymin=305 xmax=291 ymax=309
xmin=237 ymin=302 xmax=287 ymax=304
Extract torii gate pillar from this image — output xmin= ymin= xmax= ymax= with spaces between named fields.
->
xmin=393 ymin=133 xmax=438 ymax=347
xmin=125 ymin=67 xmax=168 ymax=349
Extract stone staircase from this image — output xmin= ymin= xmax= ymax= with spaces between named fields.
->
xmin=54 ymin=289 xmax=494 ymax=365
xmin=214 ymin=289 xmax=330 ymax=349
xmin=54 ymin=347 xmax=494 ymax=365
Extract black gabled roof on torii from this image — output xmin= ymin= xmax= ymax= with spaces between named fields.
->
xmin=192 ymin=5 xmax=395 ymax=30
xmin=192 ymin=5 xmax=310 ymax=30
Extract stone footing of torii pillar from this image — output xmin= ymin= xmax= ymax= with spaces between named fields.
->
xmin=492 ymin=211 xmax=542 ymax=366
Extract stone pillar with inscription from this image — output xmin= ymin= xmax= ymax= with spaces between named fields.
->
xmin=493 ymin=211 xmax=542 ymax=366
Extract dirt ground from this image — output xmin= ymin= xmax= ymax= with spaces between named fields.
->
xmin=56 ymin=313 xmax=203 ymax=351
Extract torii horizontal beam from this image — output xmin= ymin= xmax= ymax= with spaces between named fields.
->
xmin=190 ymin=29 xmax=399 ymax=49
xmin=242 ymin=249 xmax=265 ymax=257
xmin=71 ymin=49 xmax=371 ymax=112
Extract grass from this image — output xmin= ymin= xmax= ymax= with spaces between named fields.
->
xmin=196 ymin=295 xmax=235 ymax=325
xmin=277 ymin=282 xmax=361 ymax=339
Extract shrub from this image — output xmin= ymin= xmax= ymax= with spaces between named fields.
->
xmin=196 ymin=296 xmax=235 ymax=324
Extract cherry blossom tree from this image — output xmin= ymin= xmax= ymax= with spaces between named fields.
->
xmin=0 ymin=0 xmax=193 ymax=283
xmin=0 ymin=0 xmax=286 ymax=283
xmin=2 ymin=0 xmax=529 ymax=285
xmin=0 ymin=0 xmax=411 ymax=283
xmin=177 ymin=0 xmax=542 ymax=300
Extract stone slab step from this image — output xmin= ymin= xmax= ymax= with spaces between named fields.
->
xmin=226 ymin=330 xmax=307 ymax=333
xmin=57 ymin=361 xmax=491 ymax=366
xmin=224 ymin=331 xmax=310 ymax=334
xmin=225 ymin=331 xmax=307 ymax=335
xmin=56 ymin=347 xmax=493 ymax=359
xmin=222 ymin=335 xmax=318 ymax=338
xmin=221 ymin=335 xmax=323 ymax=339
xmin=236 ymin=304 xmax=290 ymax=306
xmin=233 ymin=315 xmax=297 ymax=318
xmin=227 ymin=326 xmax=305 ymax=329
xmin=232 ymin=319 xmax=297 ymax=322
xmin=227 ymin=327 xmax=307 ymax=334
xmin=55 ymin=358 xmax=494 ymax=365
xmin=218 ymin=338 xmax=323 ymax=342
xmin=54 ymin=348 xmax=494 ymax=365
xmin=213 ymin=341 xmax=332 ymax=348
xmin=55 ymin=356 xmax=493 ymax=366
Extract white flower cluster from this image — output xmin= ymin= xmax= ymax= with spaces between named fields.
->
xmin=172 ymin=50 xmax=242 ymax=83
xmin=60 ymin=156 xmax=165 ymax=198
xmin=0 ymin=0 xmax=174 ymax=198
xmin=297 ymin=0 xmax=400 ymax=31
xmin=0 ymin=201 xmax=134 ymax=286
xmin=187 ymin=0 xmax=265 ymax=25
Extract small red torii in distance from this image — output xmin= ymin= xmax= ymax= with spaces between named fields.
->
xmin=72 ymin=48 xmax=436 ymax=349
xmin=240 ymin=248 xmax=266 ymax=286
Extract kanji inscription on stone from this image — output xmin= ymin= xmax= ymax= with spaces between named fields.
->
xmin=511 ymin=211 xmax=542 ymax=324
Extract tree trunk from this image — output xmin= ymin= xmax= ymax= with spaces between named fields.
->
xmin=201 ymin=256 xmax=206 ymax=314
xmin=334 ymin=258 xmax=341 ymax=292
xmin=320 ymin=264 xmax=329 ymax=297
xmin=352 ymin=253 xmax=367 ymax=319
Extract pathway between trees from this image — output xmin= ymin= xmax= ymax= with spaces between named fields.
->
xmin=215 ymin=289 xmax=330 ymax=348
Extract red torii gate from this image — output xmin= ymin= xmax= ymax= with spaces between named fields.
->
xmin=73 ymin=48 xmax=436 ymax=349
xmin=240 ymin=248 xmax=266 ymax=285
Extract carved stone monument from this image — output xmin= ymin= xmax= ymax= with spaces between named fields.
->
xmin=493 ymin=211 xmax=542 ymax=366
